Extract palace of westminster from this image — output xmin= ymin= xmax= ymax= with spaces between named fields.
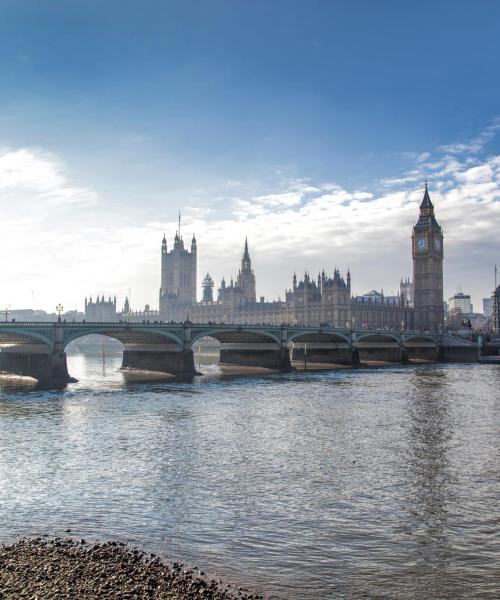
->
xmin=84 ymin=185 xmax=487 ymax=333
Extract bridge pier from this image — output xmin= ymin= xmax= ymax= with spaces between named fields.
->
xmin=219 ymin=347 xmax=292 ymax=372
xmin=356 ymin=346 xmax=409 ymax=364
xmin=438 ymin=345 xmax=479 ymax=362
xmin=121 ymin=349 xmax=196 ymax=377
xmin=0 ymin=347 xmax=72 ymax=383
xmin=291 ymin=346 xmax=359 ymax=366
xmin=405 ymin=346 xmax=439 ymax=362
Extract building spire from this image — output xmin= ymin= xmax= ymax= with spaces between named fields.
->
xmin=243 ymin=236 xmax=250 ymax=260
xmin=420 ymin=182 xmax=434 ymax=212
xmin=178 ymin=211 xmax=181 ymax=238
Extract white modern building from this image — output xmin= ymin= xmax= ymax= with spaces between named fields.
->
xmin=448 ymin=291 xmax=473 ymax=315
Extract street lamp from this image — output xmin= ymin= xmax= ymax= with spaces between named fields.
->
xmin=4 ymin=306 xmax=9 ymax=323
xmin=56 ymin=304 xmax=64 ymax=322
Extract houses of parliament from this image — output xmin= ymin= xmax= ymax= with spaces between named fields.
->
xmin=153 ymin=185 xmax=444 ymax=332
xmin=85 ymin=186 xmax=444 ymax=331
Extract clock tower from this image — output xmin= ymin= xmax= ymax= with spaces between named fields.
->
xmin=412 ymin=184 xmax=444 ymax=332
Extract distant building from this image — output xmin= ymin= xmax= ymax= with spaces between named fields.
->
xmin=7 ymin=308 xmax=84 ymax=322
xmin=483 ymin=297 xmax=494 ymax=317
xmin=84 ymin=295 xmax=160 ymax=322
xmin=448 ymin=291 xmax=473 ymax=316
xmin=85 ymin=296 xmax=117 ymax=321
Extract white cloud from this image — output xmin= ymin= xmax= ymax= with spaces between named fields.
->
xmin=1 ymin=129 xmax=499 ymax=313
xmin=455 ymin=164 xmax=493 ymax=184
xmin=439 ymin=119 xmax=500 ymax=155
xmin=0 ymin=147 xmax=97 ymax=207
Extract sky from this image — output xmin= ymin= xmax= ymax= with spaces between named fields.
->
xmin=0 ymin=0 xmax=499 ymax=314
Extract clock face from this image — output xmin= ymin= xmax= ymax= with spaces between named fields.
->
xmin=416 ymin=237 xmax=428 ymax=251
xmin=434 ymin=238 xmax=441 ymax=251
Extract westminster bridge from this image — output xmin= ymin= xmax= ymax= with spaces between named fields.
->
xmin=0 ymin=320 xmax=479 ymax=383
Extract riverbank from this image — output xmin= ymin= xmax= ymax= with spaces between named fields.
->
xmin=0 ymin=537 xmax=263 ymax=599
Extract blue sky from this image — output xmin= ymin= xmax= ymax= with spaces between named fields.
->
xmin=0 ymin=1 xmax=499 ymax=312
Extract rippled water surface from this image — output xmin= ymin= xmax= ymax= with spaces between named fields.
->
xmin=0 ymin=355 xmax=499 ymax=599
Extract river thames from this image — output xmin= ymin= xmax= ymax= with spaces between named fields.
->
xmin=0 ymin=356 xmax=498 ymax=599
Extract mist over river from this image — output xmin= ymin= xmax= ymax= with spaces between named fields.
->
xmin=0 ymin=355 xmax=498 ymax=599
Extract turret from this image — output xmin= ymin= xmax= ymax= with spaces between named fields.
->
xmin=191 ymin=233 xmax=197 ymax=253
xmin=202 ymin=272 xmax=214 ymax=303
xmin=162 ymin=233 xmax=167 ymax=253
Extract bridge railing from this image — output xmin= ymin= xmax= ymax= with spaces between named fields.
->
xmin=0 ymin=320 xmax=442 ymax=337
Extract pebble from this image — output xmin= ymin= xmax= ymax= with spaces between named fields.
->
xmin=0 ymin=537 xmax=264 ymax=599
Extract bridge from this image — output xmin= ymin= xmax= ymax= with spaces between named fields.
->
xmin=0 ymin=321 xmax=479 ymax=383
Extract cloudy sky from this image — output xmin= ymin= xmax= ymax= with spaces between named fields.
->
xmin=0 ymin=1 xmax=499 ymax=314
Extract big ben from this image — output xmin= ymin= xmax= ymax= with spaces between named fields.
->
xmin=412 ymin=184 xmax=444 ymax=332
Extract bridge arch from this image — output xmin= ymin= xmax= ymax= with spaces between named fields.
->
xmin=62 ymin=327 xmax=184 ymax=351
xmin=0 ymin=327 xmax=54 ymax=350
xmin=403 ymin=334 xmax=438 ymax=345
xmin=355 ymin=332 xmax=401 ymax=346
xmin=288 ymin=330 xmax=351 ymax=346
xmin=191 ymin=328 xmax=281 ymax=348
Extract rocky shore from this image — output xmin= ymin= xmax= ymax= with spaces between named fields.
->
xmin=0 ymin=537 xmax=264 ymax=599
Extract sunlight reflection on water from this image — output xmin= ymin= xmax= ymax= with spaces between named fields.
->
xmin=0 ymin=356 xmax=499 ymax=599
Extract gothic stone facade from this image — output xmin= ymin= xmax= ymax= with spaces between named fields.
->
xmin=412 ymin=184 xmax=444 ymax=332
xmin=159 ymin=230 xmax=197 ymax=320
xmin=158 ymin=186 xmax=443 ymax=331
xmin=184 ymin=239 xmax=287 ymax=324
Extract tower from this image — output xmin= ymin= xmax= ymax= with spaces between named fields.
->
xmin=493 ymin=283 xmax=500 ymax=335
xmin=235 ymin=237 xmax=256 ymax=303
xmin=159 ymin=214 xmax=197 ymax=319
xmin=412 ymin=184 xmax=444 ymax=331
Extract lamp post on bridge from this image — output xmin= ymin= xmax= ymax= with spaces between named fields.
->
xmin=4 ymin=306 xmax=9 ymax=323
xmin=350 ymin=317 xmax=356 ymax=339
xmin=56 ymin=304 xmax=64 ymax=323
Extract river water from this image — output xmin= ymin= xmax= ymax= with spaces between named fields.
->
xmin=0 ymin=355 xmax=498 ymax=599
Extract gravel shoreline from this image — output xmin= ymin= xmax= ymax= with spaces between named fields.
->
xmin=0 ymin=537 xmax=264 ymax=599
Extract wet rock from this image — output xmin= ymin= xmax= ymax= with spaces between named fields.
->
xmin=0 ymin=537 xmax=264 ymax=599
